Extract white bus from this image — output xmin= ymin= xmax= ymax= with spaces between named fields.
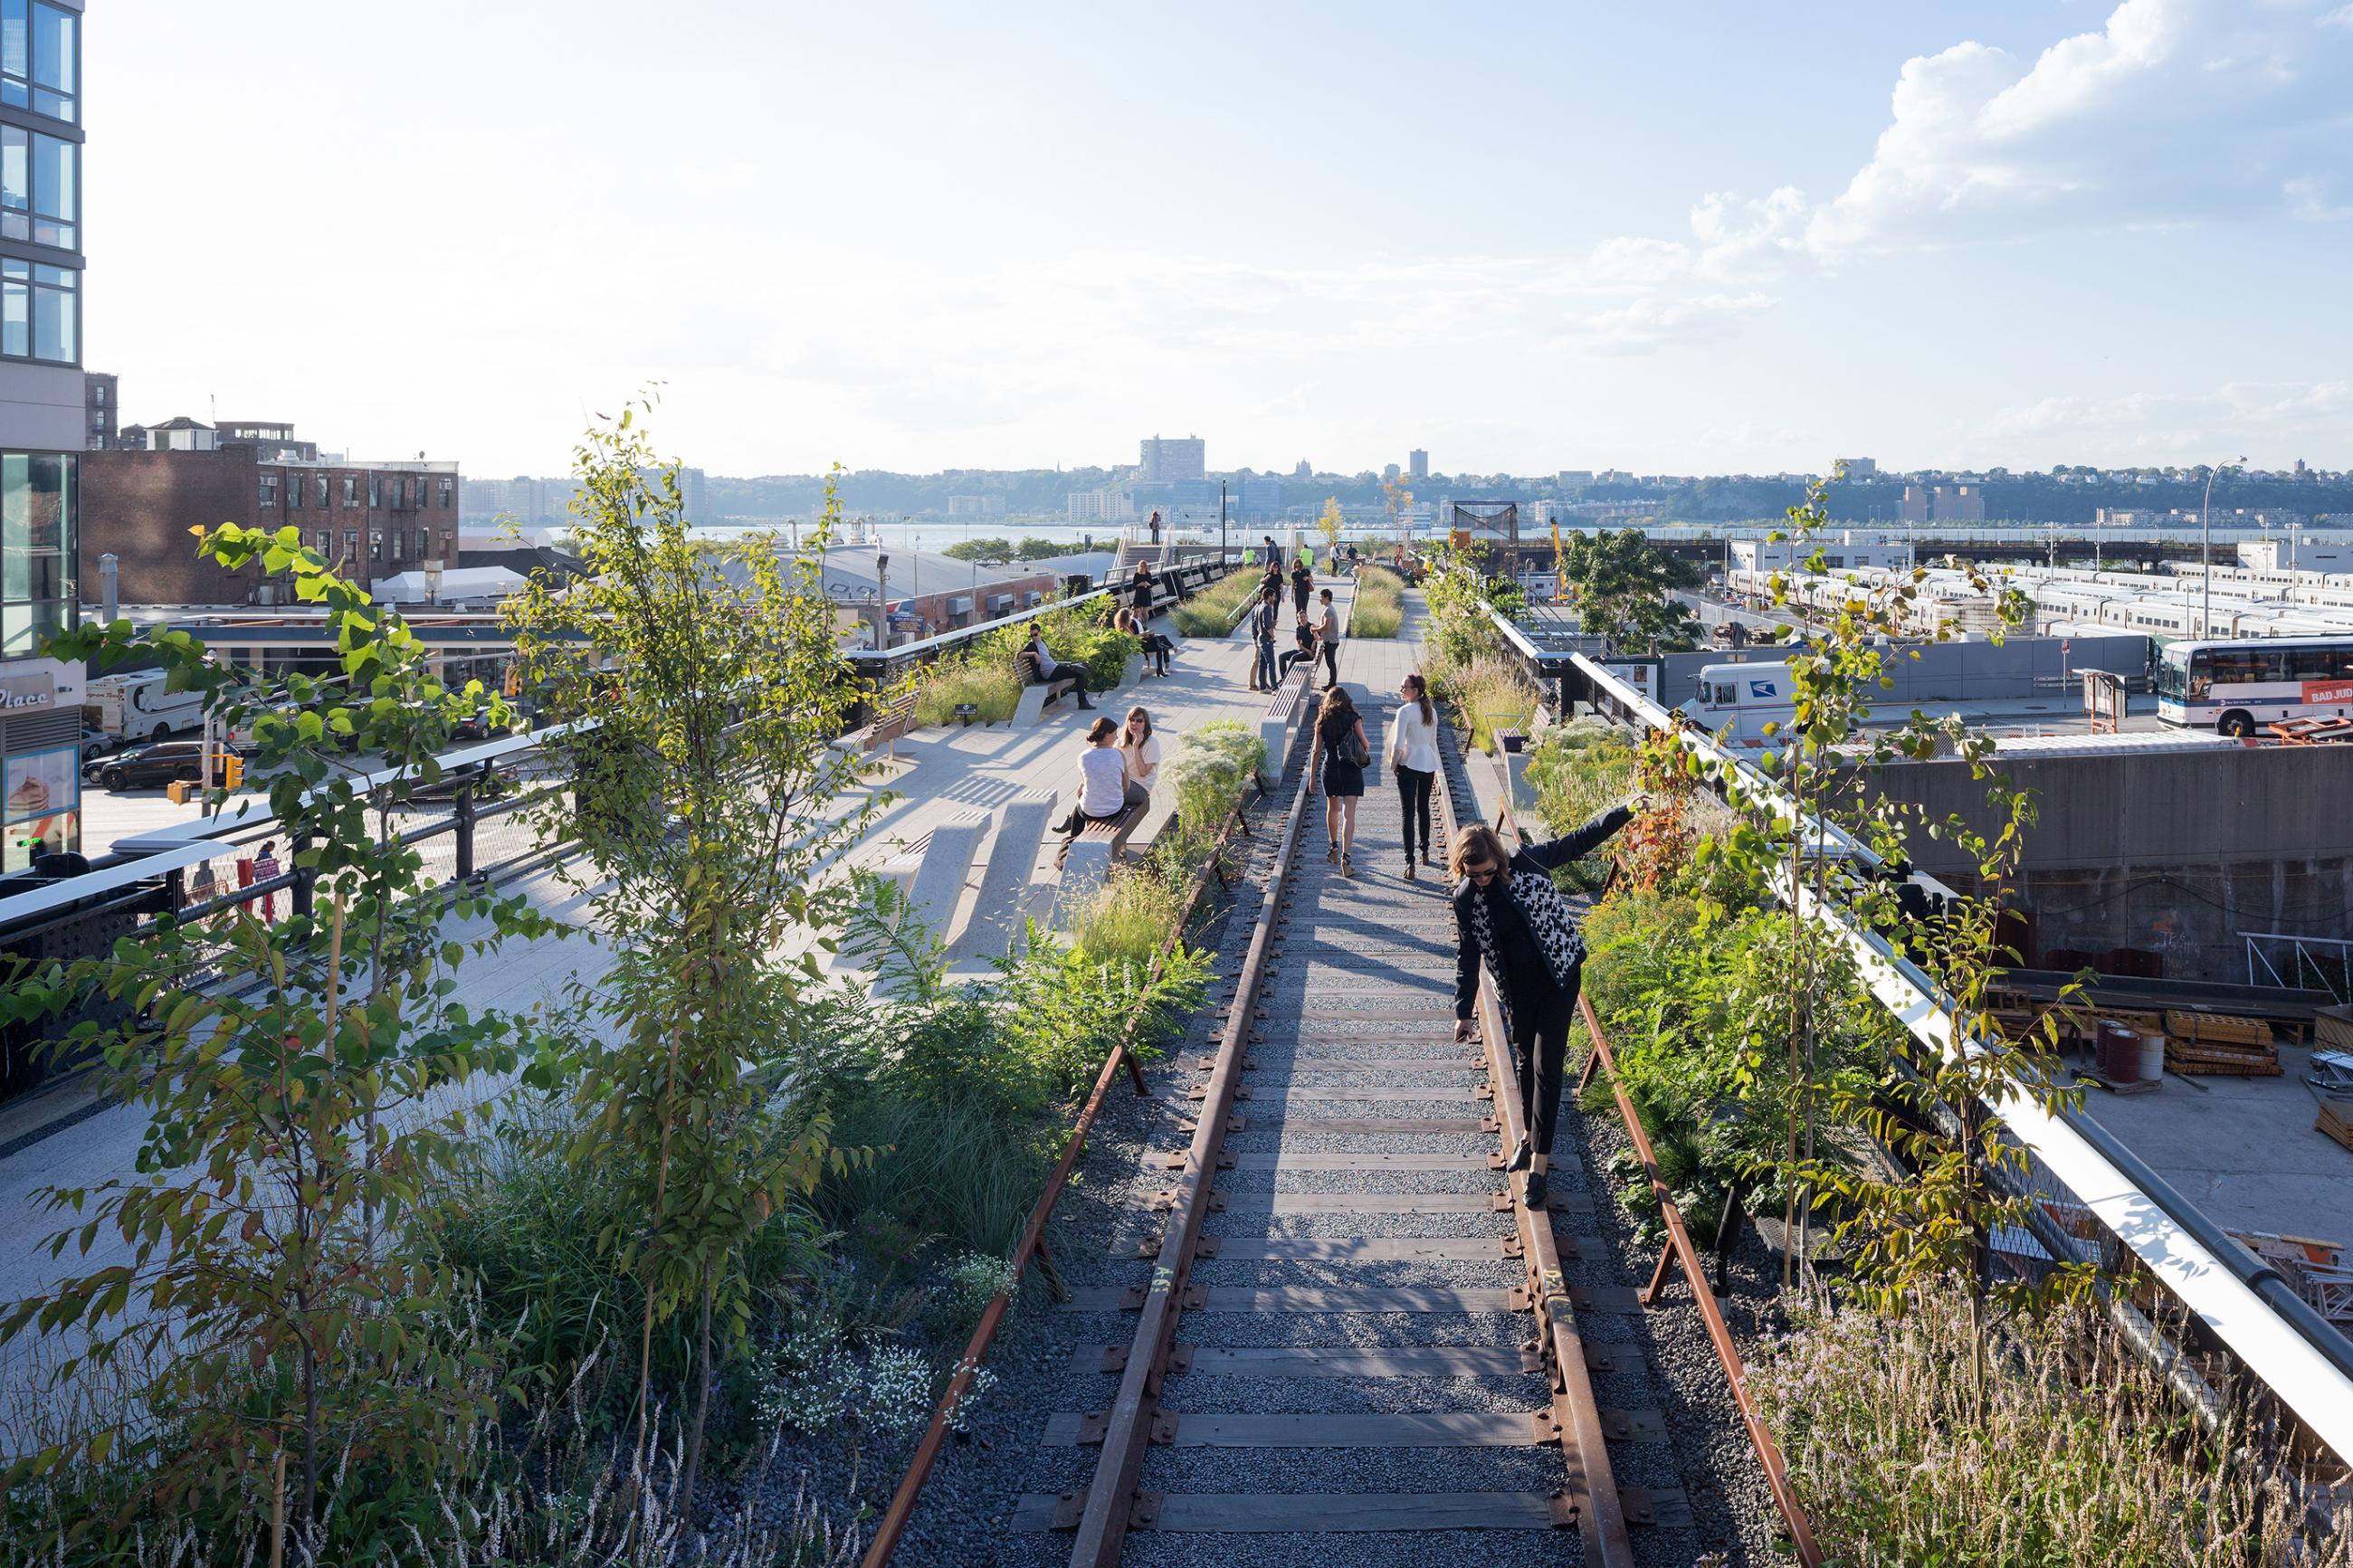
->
xmin=2156 ymin=637 xmax=2353 ymax=737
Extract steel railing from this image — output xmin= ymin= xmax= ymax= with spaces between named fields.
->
xmin=1549 ymin=640 xmax=2353 ymax=1461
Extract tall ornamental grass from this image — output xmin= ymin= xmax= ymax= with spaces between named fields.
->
xmin=1169 ymin=569 xmax=1261 ymax=637
xmin=1752 ymin=1286 xmax=2353 ymax=1568
xmin=1348 ymin=565 xmax=1405 ymax=638
xmin=1449 ymin=653 xmax=1540 ymax=754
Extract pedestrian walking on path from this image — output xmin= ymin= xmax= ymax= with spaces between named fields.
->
xmin=1308 ymin=685 xmax=1369 ymax=879
xmin=1313 ymin=586 xmax=1343 ymax=689
xmin=1250 ymin=584 xmax=1281 ymax=691
xmin=1290 ymin=556 xmax=1314 ymax=621
xmin=1388 ymin=674 xmax=1440 ymax=879
xmin=1447 ymin=812 xmax=1633 ymax=1207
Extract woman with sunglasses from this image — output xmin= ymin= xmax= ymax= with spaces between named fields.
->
xmin=1447 ymin=809 xmax=1633 ymax=1207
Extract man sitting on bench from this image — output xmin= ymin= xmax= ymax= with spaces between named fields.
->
xmin=1025 ymin=626 xmax=1097 ymax=710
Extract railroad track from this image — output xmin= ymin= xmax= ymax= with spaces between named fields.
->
xmin=985 ymin=688 xmax=1704 ymax=1566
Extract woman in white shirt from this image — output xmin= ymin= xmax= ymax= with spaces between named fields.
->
xmin=1060 ymin=716 xmax=1139 ymax=858
xmin=1120 ymin=706 xmax=1161 ymax=805
xmin=1389 ymin=672 xmax=1443 ymax=879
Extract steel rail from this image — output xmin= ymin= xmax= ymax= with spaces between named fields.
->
xmin=1433 ymin=736 xmax=1634 ymax=1567
xmin=858 ymin=777 xmax=1268 ymax=1568
xmin=1577 ymin=993 xmax=1824 ymax=1566
xmin=1066 ymin=740 xmax=1317 ymax=1566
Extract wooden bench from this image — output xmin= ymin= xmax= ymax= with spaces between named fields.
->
xmin=828 ymin=683 xmax=922 ymax=758
xmin=1057 ymin=799 xmax=1142 ymax=870
xmin=1013 ymin=650 xmax=1084 ymax=724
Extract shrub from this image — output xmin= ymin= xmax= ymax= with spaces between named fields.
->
xmin=1752 ymin=1286 xmax=2353 ymax=1568
xmin=1166 ymin=717 xmax=1271 ymax=815
xmin=1349 ymin=565 xmax=1405 ymax=638
xmin=1522 ymin=720 xmax=1634 ymax=833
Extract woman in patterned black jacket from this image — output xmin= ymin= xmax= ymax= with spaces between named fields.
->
xmin=1447 ymin=811 xmax=1633 ymax=1206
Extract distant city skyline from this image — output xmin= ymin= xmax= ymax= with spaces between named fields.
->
xmin=90 ymin=0 xmax=2353 ymax=478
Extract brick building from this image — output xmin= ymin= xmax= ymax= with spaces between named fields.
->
xmin=81 ymin=422 xmax=461 ymax=605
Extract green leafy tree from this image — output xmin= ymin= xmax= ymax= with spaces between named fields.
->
xmin=943 ymin=537 xmax=1014 ymax=564
xmin=1015 ymin=536 xmax=1067 ymax=561
xmin=1316 ymin=496 xmax=1344 ymax=558
xmin=1688 ymin=478 xmax=2089 ymax=1326
xmin=505 ymin=402 xmax=880 ymax=1502
xmin=2 ymin=527 xmax=554 ymax=1539
xmin=1558 ymin=527 xmax=1703 ymax=651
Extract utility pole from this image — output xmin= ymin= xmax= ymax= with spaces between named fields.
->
xmin=2200 ymin=455 xmax=2244 ymax=639
xmin=1220 ymin=480 xmax=1228 ymax=565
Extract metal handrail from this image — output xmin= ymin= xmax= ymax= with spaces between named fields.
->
xmin=1564 ymin=642 xmax=2353 ymax=1458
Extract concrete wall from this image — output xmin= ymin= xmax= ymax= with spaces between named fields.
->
xmin=1860 ymin=744 xmax=2353 ymax=982
xmin=1662 ymin=633 xmax=2148 ymax=708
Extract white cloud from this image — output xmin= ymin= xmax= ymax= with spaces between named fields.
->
xmin=1807 ymin=0 xmax=2353 ymax=252
xmin=1977 ymin=380 xmax=2353 ymax=461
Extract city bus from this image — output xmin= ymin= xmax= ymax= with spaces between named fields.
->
xmin=2156 ymin=637 xmax=2353 ymax=736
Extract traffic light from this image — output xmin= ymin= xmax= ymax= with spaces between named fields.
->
xmin=221 ymin=755 xmax=244 ymax=789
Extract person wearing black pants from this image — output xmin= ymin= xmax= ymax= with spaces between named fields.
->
xmin=1312 ymin=586 xmax=1342 ymax=689
xmin=1447 ymin=811 xmax=1633 ymax=1206
xmin=1387 ymin=673 xmax=1441 ymax=879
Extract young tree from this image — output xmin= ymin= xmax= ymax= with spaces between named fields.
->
xmin=506 ymin=401 xmax=881 ymax=1502
xmin=1316 ymin=496 xmax=1344 ymax=558
xmin=2 ymin=527 xmax=554 ymax=1535
xmin=1691 ymin=479 xmax=2089 ymax=1322
xmin=1559 ymin=527 xmax=1703 ymax=651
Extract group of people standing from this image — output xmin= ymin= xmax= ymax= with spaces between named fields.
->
xmin=1250 ymin=556 xmax=1343 ymax=694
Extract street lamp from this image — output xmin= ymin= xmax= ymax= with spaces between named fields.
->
xmin=2200 ymin=455 xmax=2244 ymax=638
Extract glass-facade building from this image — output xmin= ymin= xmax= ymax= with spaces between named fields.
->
xmin=0 ymin=0 xmax=81 ymax=874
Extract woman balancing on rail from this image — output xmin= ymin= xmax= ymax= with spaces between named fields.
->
xmin=1447 ymin=810 xmax=1633 ymax=1208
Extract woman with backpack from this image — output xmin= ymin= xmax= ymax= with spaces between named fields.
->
xmin=1307 ymin=685 xmax=1370 ymax=878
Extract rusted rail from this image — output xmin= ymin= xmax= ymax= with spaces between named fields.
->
xmin=1488 ymin=757 xmax=1822 ymax=1564
xmin=1436 ymin=747 xmax=1635 ymax=1567
xmin=1065 ymin=751 xmax=1316 ymax=1564
xmin=1577 ymin=992 xmax=1824 ymax=1566
xmin=859 ymin=778 xmax=1268 ymax=1568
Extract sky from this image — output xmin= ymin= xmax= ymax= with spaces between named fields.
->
xmin=88 ymin=0 xmax=2353 ymax=480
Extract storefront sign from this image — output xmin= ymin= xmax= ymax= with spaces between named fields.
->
xmin=0 ymin=659 xmax=82 ymax=717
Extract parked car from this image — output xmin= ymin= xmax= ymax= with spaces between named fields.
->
xmin=83 ymin=740 xmax=244 ymax=793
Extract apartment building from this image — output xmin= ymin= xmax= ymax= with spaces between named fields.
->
xmin=82 ymin=422 xmax=461 ymax=605
xmin=0 ymin=0 xmax=86 ymax=872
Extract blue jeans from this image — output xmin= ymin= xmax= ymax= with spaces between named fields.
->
xmin=1254 ymin=637 xmax=1278 ymax=687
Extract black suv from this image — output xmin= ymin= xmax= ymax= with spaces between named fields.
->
xmin=83 ymin=740 xmax=243 ymax=792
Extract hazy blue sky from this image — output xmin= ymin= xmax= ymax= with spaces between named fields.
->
xmin=89 ymin=1 xmax=2353 ymax=478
